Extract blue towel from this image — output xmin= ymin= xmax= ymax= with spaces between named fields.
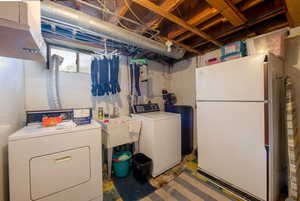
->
xmin=98 ymin=57 xmax=111 ymax=96
xmin=110 ymin=56 xmax=121 ymax=95
xmin=91 ymin=58 xmax=98 ymax=96
xmin=134 ymin=63 xmax=141 ymax=96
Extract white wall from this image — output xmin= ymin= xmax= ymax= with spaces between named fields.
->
xmin=25 ymin=56 xmax=170 ymax=115
xmin=170 ymin=58 xmax=197 ymax=148
xmin=0 ymin=57 xmax=25 ymax=201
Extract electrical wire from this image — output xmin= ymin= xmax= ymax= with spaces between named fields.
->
xmin=96 ymin=0 xmax=109 ymax=11
xmin=123 ymin=0 xmax=144 ymax=26
xmin=118 ymin=0 xmax=160 ymax=38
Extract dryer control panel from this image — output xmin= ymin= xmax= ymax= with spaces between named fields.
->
xmin=132 ymin=104 xmax=160 ymax=114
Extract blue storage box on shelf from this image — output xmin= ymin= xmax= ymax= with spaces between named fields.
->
xmin=220 ymin=41 xmax=247 ymax=61
xmin=221 ymin=52 xmax=245 ymax=62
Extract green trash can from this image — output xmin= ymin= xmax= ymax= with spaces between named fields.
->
xmin=112 ymin=151 xmax=132 ymax=178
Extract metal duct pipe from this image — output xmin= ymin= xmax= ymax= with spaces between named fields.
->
xmin=44 ymin=37 xmax=108 ymax=53
xmin=41 ymin=1 xmax=185 ymax=59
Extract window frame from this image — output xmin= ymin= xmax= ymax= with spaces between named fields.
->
xmin=49 ymin=45 xmax=91 ymax=74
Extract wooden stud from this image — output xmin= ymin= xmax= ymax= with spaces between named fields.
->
xmin=132 ymin=0 xmax=222 ymax=46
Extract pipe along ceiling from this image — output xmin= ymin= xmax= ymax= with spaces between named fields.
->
xmin=41 ymin=1 xmax=186 ymax=59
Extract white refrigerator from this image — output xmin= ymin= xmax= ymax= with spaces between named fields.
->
xmin=196 ymin=54 xmax=283 ymax=201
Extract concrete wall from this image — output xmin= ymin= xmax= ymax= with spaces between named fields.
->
xmin=25 ymin=56 xmax=170 ymax=115
xmin=0 ymin=57 xmax=25 ymax=201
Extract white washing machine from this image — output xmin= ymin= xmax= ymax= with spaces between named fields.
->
xmin=9 ymin=120 xmax=102 ymax=201
xmin=132 ymin=104 xmax=181 ymax=177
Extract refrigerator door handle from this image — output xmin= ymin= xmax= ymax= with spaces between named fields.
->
xmin=264 ymin=62 xmax=269 ymax=147
xmin=264 ymin=102 xmax=269 ymax=147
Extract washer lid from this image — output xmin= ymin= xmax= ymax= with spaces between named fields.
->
xmin=133 ymin=112 xmax=180 ymax=120
xmin=9 ymin=121 xmax=101 ymax=141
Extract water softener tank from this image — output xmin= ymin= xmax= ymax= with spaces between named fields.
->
xmin=165 ymin=105 xmax=193 ymax=155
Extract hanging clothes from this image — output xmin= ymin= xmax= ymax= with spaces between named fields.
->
xmin=109 ymin=56 xmax=121 ymax=95
xmin=98 ymin=57 xmax=111 ymax=96
xmin=129 ymin=63 xmax=134 ymax=95
xmin=134 ymin=63 xmax=141 ymax=96
xmin=91 ymin=58 xmax=99 ymax=96
xmin=129 ymin=63 xmax=141 ymax=96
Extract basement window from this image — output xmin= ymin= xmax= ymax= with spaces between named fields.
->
xmin=50 ymin=46 xmax=91 ymax=74
xmin=78 ymin=53 xmax=92 ymax=74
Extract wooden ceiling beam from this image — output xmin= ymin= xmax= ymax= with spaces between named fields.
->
xmin=284 ymin=0 xmax=300 ymax=27
xmin=108 ymin=0 xmax=132 ymax=24
xmin=239 ymin=0 xmax=264 ymax=11
xmin=146 ymin=0 xmax=185 ymax=30
xmin=175 ymin=0 xmax=264 ymax=42
xmin=168 ymin=7 xmax=219 ymax=39
xmin=167 ymin=0 xmax=255 ymax=39
xmin=119 ymin=1 xmax=132 ymax=17
xmin=205 ymin=0 xmax=247 ymax=26
xmin=177 ymin=17 xmax=226 ymax=42
xmin=262 ymin=21 xmax=288 ymax=32
xmin=191 ymin=8 xmax=285 ymax=49
xmin=131 ymin=0 xmax=222 ymax=46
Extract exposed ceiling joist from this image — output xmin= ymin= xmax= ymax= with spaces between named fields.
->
xmin=168 ymin=7 xmax=219 ymax=39
xmin=109 ymin=0 xmax=132 ymax=24
xmin=191 ymin=8 xmax=286 ymax=49
xmin=205 ymin=0 xmax=247 ymax=26
xmin=119 ymin=1 xmax=132 ymax=17
xmin=239 ymin=0 xmax=264 ymax=11
xmin=167 ymin=0 xmax=254 ymax=39
xmin=284 ymin=0 xmax=300 ymax=27
xmin=175 ymin=0 xmax=263 ymax=42
xmin=146 ymin=0 xmax=185 ymax=29
xmin=132 ymin=0 xmax=223 ymax=47
xmin=177 ymin=17 xmax=226 ymax=42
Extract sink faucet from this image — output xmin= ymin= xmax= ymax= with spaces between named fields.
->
xmin=110 ymin=106 xmax=120 ymax=119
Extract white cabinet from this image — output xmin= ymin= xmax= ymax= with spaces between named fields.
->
xmin=0 ymin=1 xmax=46 ymax=62
xmin=0 ymin=2 xmax=21 ymax=24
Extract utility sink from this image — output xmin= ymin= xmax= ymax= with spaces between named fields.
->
xmin=97 ymin=116 xmax=141 ymax=148
xmin=96 ymin=116 xmax=141 ymax=179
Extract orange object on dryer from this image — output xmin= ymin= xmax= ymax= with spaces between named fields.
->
xmin=42 ymin=116 xmax=62 ymax=127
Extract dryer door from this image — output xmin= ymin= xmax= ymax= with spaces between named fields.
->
xmin=30 ymin=147 xmax=91 ymax=200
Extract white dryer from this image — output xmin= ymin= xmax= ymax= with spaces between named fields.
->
xmin=132 ymin=104 xmax=181 ymax=177
xmin=9 ymin=121 xmax=102 ymax=201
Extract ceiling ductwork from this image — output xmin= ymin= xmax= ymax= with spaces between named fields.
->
xmin=41 ymin=1 xmax=185 ymax=59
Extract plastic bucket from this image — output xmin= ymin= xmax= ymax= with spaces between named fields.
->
xmin=112 ymin=151 xmax=132 ymax=178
